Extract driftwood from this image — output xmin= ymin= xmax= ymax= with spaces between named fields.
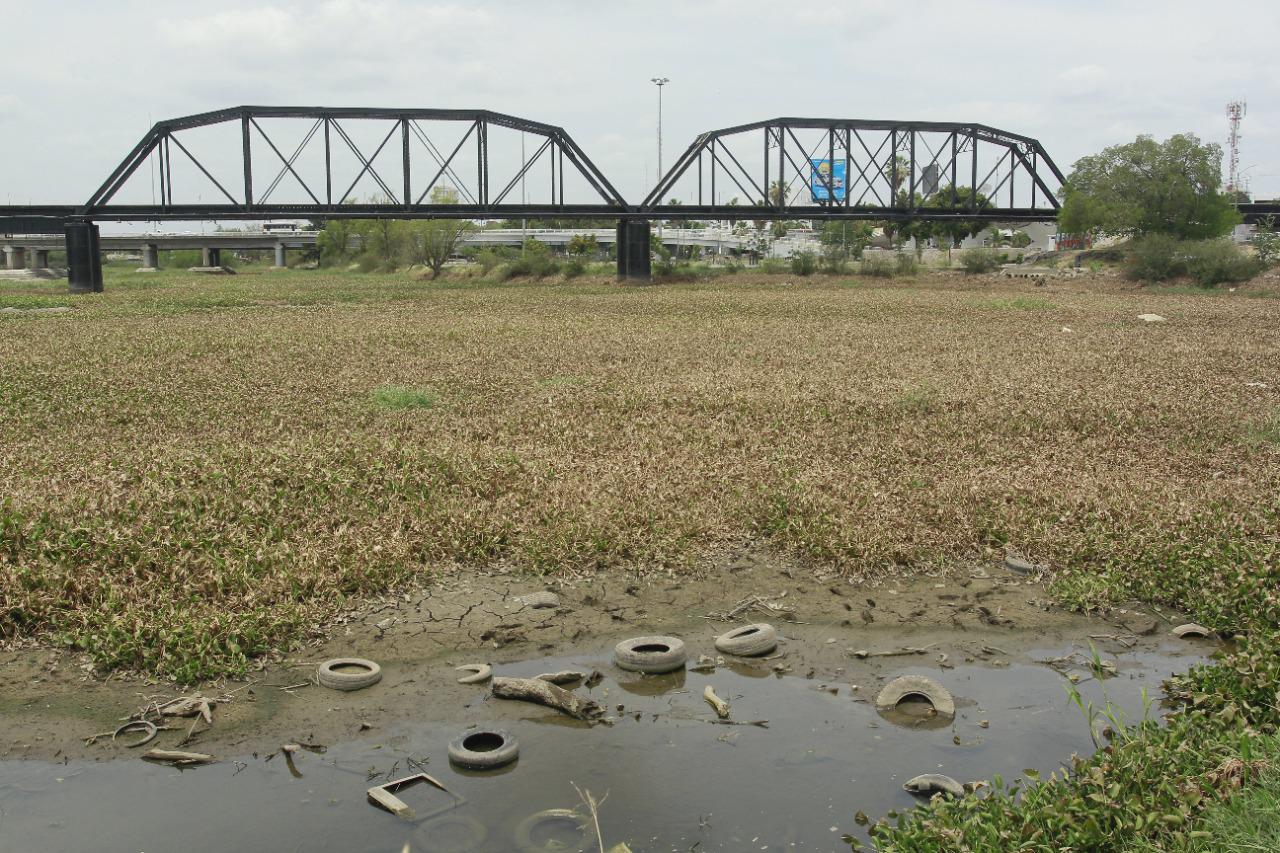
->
xmin=141 ymin=748 xmax=215 ymax=767
xmin=703 ymin=685 xmax=731 ymax=719
xmin=536 ymin=670 xmax=587 ymax=686
xmin=491 ymin=676 xmax=603 ymax=721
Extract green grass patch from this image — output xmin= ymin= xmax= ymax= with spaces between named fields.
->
xmin=370 ymin=385 xmax=438 ymax=410
xmin=975 ymin=296 xmax=1057 ymax=311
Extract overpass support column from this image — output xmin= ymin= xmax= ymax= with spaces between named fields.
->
xmin=615 ymin=220 xmax=652 ymax=283
xmin=140 ymin=243 xmax=159 ymax=270
xmin=274 ymin=243 xmax=286 ymax=268
xmin=201 ymin=247 xmax=221 ymax=267
xmin=32 ymin=249 xmax=49 ymax=270
xmin=4 ymin=246 xmax=25 ymax=270
xmin=65 ymin=222 xmax=103 ymax=294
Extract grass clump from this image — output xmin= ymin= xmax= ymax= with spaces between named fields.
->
xmin=370 ymin=386 xmax=438 ymax=410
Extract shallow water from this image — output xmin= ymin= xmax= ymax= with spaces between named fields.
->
xmin=0 ymin=640 xmax=1211 ymax=852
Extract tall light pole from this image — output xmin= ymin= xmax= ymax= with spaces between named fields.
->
xmin=651 ymin=77 xmax=669 ymax=241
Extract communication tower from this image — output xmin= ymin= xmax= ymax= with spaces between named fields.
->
xmin=1226 ymin=100 xmax=1246 ymax=194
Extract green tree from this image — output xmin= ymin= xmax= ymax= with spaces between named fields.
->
xmin=1058 ymin=133 xmax=1240 ymax=239
xmin=566 ymin=234 xmax=599 ymax=256
xmin=405 ymin=187 xmax=477 ymax=278
xmin=818 ymin=221 xmax=874 ymax=259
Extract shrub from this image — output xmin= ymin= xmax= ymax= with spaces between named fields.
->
xmin=1252 ymin=217 xmax=1280 ymax=267
xmin=1126 ymin=236 xmax=1262 ymax=287
xmin=760 ymin=258 xmax=789 ymax=274
xmin=1184 ymin=240 xmax=1262 ymax=287
xmin=1125 ymin=234 xmax=1187 ymax=281
xmin=959 ymin=249 xmax=1000 ymax=275
xmin=790 ymin=251 xmax=817 ymax=276
xmin=894 ymin=252 xmax=919 ymax=277
xmin=859 ymin=255 xmax=896 ymax=278
xmin=563 ymin=258 xmax=587 ymax=279
xmin=820 ymin=246 xmax=849 ymax=275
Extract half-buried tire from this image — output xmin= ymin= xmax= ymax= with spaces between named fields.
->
xmin=714 ymin=623 xmax=778 ymax=657
xmin=513 ymin=808 xmax=590 ymax=853
xmin=613 ymin=636 xmax=687 ymax=674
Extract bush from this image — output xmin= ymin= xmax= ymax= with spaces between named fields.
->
xmin=959 ymin=249 xmax=1000 ymax=275
xmin=1252 ymin=217 xmax=1280 ymax=267
xmin=1127 ymin=236 xmax=1262 ymax=286
xmin=790 ymin=251 xmax=817 ymax=276
xmin=1185 ymin=240 xmax=1263 ymax=287
xmin=820 ymin=247 xmax=849 ymax=275
xmin=859 ymin=255 xmax=896 ymax=278
xmin=759 ymin=258 xmax=789 ymax=274
xmin=895 ymin=252 xmax=919 ymax=277
xmin=1125 ymin=234 xmax=1187 ymax=281
xmin=468 ymin=247 xmax=512 ymax=275
xmin=563 ymin=258 xmax=587 ymax=279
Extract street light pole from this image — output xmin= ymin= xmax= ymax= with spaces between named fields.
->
xmin=651 ymin=77 xmax=669 ymax=243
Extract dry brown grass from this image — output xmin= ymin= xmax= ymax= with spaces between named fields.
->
xmin=2 ymin=267 xmax=1278 ymax=680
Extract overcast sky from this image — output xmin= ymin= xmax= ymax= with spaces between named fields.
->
xmin=2 ymin=0 xmax=1278 ymax=207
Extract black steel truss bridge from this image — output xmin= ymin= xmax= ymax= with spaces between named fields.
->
xmin=1 ymin=105 xmax=1274 ymax=290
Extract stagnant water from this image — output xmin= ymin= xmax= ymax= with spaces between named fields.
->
xmin=0 ymin=641 xmax=1211 ymax=852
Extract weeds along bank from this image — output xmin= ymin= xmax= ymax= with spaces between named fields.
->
xmin=1 ymin=268 xmax=1278 ymax=686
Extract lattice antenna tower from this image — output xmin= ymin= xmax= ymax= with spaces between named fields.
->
xmin=1226 ymin=100 xmax=1246 ymax=194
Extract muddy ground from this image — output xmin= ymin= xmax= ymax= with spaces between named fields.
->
xmin=0 ymin=546 xmax=1193 ymax=763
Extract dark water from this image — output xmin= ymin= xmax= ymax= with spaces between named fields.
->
xmin=0 ymin=641 xmax=1211 ymax=853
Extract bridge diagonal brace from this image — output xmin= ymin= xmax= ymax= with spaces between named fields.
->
xmin=409 ymin=120 xmax=479 ymax=205
xmin=491 ymin=137 xmax=553 ymax=206
xmin=252 ymin=118 xmax=323 ymax=206
xmin=411 ymin=120 xmax=479 ymax=205
xmin=332 ymin=119 xmax=401 ymax=205
xmin=166 ymin=132 xmax=242 ymax=206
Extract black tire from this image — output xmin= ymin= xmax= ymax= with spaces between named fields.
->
xmin=316 ymin=658 xmax=382 ymax=692
xmin=714 ymin=623 xmax=778 ymax=657
xmin=447 ymin=728 xmax=519 ymax=770
xmin=513 ymin=808 xmax=590 ymax=853
xmin=613 ymin=636 xmax=687 ymax=674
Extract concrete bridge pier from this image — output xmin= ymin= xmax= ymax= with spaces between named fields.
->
xmin=65 ymin=222 xmax=103 ymax=293
xmin=32 ymin=249 xmax=49 ymax=270
xmin=140 ymin=243 xmax=159 ymax=271
xmin=201 ymin=247 xmax=222 ymax=267
xmin=615 ymin=220 xmax=652 ymax=283
xmin=4 ymin=246 xmax=25 ymax=270
xmin=274 ymin=243 xmax=286 ymax=268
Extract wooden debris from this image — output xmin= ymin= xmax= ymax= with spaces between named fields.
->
xmin=850 ymin=644 xmax=936 ymax=660
xmin=491 ymin=676 xmax=604 ymax=722
xmin=141 ymin=748 xmax=215 ymax=767
xmin=703 ymin=685 xmax=731 ymax=719
xmin=536 ymin=670 xmax=587 ymax=686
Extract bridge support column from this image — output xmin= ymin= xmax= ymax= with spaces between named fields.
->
xmin=201 ymin=247 xmax=221 ymax=267
xmin=140 ymin=243 xmax=159 ymax=271
xmin=615 ymin=220 xmax=651 ymax=283
xmin=274 ymin=243 xmax=286 ymax=268
xmin=65 ymin=222 xmax=103 ymax=294
xmin=32 ymin=249 xmax=49 ymax=270
xmin=4 ymin=246 xmax=25 ymax=270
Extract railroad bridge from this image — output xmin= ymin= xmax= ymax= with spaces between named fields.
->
xmin=1 ymin=106 xmax=1274 ymax=291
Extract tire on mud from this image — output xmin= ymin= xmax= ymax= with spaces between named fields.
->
xmin=613 ymin=636 xmax=688 ymax=674
xmin=714 ymin=623 xmax=778 ymax=657
xmin=317 ymin=658 xmax=383 ymax=691
xmin=448 ymin=728 xmax=519 ymax=770
xmin=513 ymin=808 xmax=590 ymax=853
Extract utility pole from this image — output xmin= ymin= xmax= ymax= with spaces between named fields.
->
xmin=651 ymin=77 xmax=669 ymax=242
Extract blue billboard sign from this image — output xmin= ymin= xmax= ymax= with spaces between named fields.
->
xmin=810 ymin=158 xmax=846 ymax=202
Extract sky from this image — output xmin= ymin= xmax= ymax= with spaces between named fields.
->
xmin=2 ymin=0 xmax=1278 ymax=208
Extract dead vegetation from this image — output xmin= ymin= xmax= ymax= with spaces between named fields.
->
xmin=1 ymin=269 xmax=1277 ymax=680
